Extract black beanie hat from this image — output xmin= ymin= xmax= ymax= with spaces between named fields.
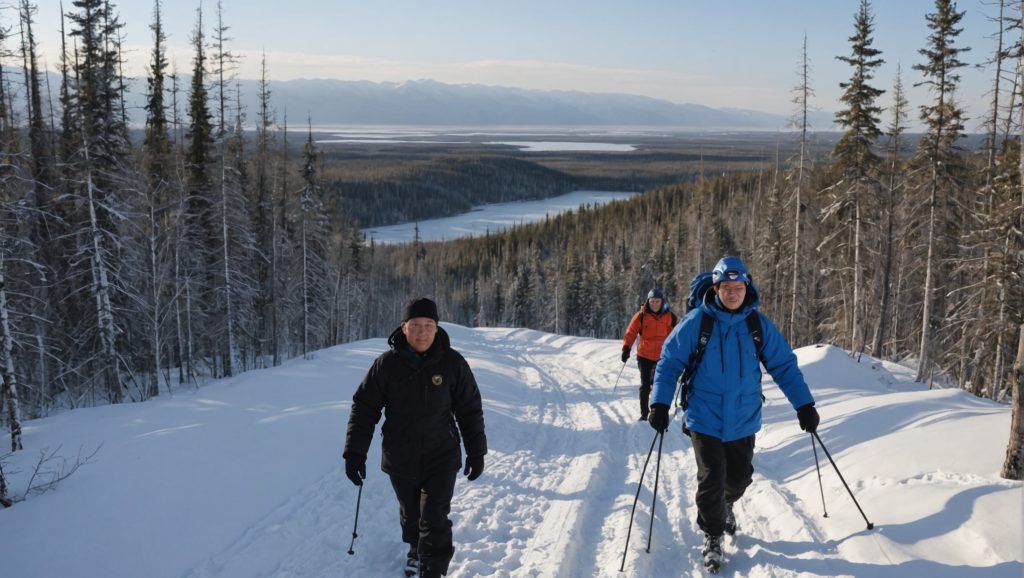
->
xmin=403 ymin=297 xmax=439 ymax=322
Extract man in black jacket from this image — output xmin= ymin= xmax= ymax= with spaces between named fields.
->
xmin=344 ymin=297 xmax=487 ymax=578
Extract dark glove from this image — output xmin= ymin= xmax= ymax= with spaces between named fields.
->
xmin=621 ymin=347 xmax=630 ymax=363
xmin=344 ymin=455 xmax=366 ymax=486
xmin=680 ymin=415 xmax=692 ymax=438
xmin=464 ymin=455 xmax=484 ymax=481
xmin=797 ymin=403 xmax=820 ymax=433
xmin=648 ymin=403 xmax=669 ymax=433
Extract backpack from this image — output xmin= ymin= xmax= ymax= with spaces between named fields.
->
xmin=637 ymin=306 xmax=678 ymax=336
xmin=686 ymin=272 xmax=714 ymax=312
xmin=676 ymin=272 xmax=767 ymax=412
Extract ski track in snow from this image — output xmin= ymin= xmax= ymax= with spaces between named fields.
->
xmin=176 ymin=329 xmax=1018 ymax=578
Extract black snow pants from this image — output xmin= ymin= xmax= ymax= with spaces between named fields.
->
xmin=389 ymin=467 xmax=458 ymax=576
xmin=637 ymin=356 xmax=657 ymax=418
xmin=690 ymin=431 xmax=755 ymax=536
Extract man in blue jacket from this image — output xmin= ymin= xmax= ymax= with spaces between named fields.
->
xmin=648 ymin=256 xmax=819 ymax=572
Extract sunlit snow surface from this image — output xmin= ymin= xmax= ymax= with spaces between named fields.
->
xmin=1 ymin=328 xmax=1021 ymax=577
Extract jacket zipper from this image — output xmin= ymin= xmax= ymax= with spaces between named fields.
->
xmin=736 ymin=332 xmax=744 ymax=379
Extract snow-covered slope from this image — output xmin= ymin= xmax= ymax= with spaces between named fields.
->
xmin=1 ymin=325 xmax=1020 ymax=577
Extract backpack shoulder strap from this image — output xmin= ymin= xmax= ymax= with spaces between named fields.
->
xmin=671 ymin=312 xmax=678 ymax=326
xmin=676 ymin=312 xmax=715 ymax=411
xmin=745 ymin=312 xmax=766 ymax=365
xmin=697 ymin=312 xmax=714 ymax=352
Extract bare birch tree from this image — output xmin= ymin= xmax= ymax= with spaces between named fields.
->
xmin=787 ymin=34 xmax=815 ymax=344
xmin=0 ymin=258 xmax=24 ymax=452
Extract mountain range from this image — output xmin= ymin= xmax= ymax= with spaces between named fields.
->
xmin=118 ymin=77 xmax=836 ymax=130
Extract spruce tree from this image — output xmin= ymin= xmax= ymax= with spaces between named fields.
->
xmin=871 ymin=67 xmax=909 ymax=358
xmin=141 ymin=0 xmax=171 ymax=398
xmin=66 ymin=0 xmax=132 ymax=403
xmin=297 ymin=122 xmax=330 ymax=358
xmin=911 ymin=0 xmax=970 ymax=383
xmin=824 ymin=0 xmax=885 ymax=354
xmin=184 ymin=5 xmax=221 ymax=376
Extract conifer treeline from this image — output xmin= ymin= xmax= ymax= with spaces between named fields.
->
xmin=0 ymin=0 xmax=368 ymax=450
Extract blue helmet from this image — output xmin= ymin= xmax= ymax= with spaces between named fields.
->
xmin=647 ymin=288 xmax=665 ymax=301
xmin=712 ymin=256 xmax=751 ymax=285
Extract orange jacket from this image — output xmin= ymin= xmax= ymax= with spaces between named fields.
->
xmin=622 ymin=306 xmax=677 ymax=361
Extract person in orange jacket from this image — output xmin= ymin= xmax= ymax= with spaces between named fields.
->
xmin=621 ymin=288 xmax=678 ymax=421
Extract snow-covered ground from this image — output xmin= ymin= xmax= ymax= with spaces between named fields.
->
xmin=362 ymin=190 xmax=636 ymax=243
xmin=1 ymin=325 xmax=1021 ymax=578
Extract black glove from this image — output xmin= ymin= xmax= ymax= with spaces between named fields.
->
xmin=621 ymin=347 xmax=630 ymax=363
xmin=680 ymin=416 xmax=692 ymax=438
xmin=648 ymin=403 xmax=669 ymax=433
xmin=344 ymin=455 xmax=366 ymax=486
xmin=464 ymin=455 xmax=484 ymax=481
xmin=797 ymin=403 xmax=820 ymax=433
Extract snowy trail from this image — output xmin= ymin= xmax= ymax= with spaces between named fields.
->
xmin=6 ymin=325 xmax=1018 ymax=578
xmin=182 ymin=328 xmax=1021 ymax=578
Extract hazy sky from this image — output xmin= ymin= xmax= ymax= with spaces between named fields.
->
xmin=28 ymin=0 xmax=1012 ymax=127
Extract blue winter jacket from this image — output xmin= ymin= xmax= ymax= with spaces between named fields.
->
xmin=651 ymin=283 xmax=813 ymax=442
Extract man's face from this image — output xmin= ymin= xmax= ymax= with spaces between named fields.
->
xmin=715 ymin=280 xmax=747 ymax=311
xmin=648 ymin=297 xmax=663 ymax=311
xmin=402 ymin=317 xmax=438 ymax=353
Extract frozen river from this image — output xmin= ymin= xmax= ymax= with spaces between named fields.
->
xmin=362 ymin=189 xmax=637 ymax=244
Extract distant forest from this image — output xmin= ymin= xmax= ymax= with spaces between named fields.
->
xmin=0 ymin=0 xmax=1021 ymax=480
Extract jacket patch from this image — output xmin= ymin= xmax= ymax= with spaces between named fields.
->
xmin=432 ymin=374 xmax=444 ymax=386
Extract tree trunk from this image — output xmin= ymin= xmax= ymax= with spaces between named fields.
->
xmin=916 ymin=166 xmax=939 ymax=383
xmin=1001 ymin=14 xmax=1024 ymax=479
xmin=789 ymin=35 xmax=810 ymax=342
xmin=1001 ymin=324 xmax=1024 ymax=480
xmin=0 ymin=260 xmax=24 ymax=452
xmin=302 ymin=218 xmax=309 ymax=358
xmin=852 ymin=190 xmax=862 ymax=354
xmin=220 ymin=162 xmax=237 ymax=376
xmin=992 ymin=262 xmax=1008 ymax=399
xmin=174 ymin=235 xmax=186 ymax=385
xmin=148 ymin=202 xmax=161 ymax=399
xmin=86 ymin=166 xmax=124 ymax=403
xmin=873 ymin=177 xmax=896 ymax=356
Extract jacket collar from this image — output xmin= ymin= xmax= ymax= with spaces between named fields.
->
xmin=388 ymin=325 xmax=451 ymax=366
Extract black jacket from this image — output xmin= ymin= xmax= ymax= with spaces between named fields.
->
xmin=343 ymin=326 xmax=487 ymax=478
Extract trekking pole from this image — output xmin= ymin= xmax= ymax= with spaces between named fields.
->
xmin=645 ymin=430 xmax=666 ymax=553
xmin=812 ymin=431 xmax=874 ymax=530
xmin=347 ymin=483 xmax=363 ymax=555
xmin=612 ymin=362 xmax=627 ymax=392
xmin=810 ymin=434 xmax=828 ymax=518
xmin=619 ymin=431 xmax=660 ymax=572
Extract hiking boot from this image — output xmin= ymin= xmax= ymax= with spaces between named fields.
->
xmin=724 ymin=501 xmax=737 ymax=535
xmin=419 ymin=557 xmax=443 ymax=578
xmin=419 ymin=566 xmax=443 ymax=578
xmin=404 ymin=548 xmax=419 ymax=577
xmin=639 ymin=414 xmax=648 ymax=422
xmin=702 ymin=533 xmax=724 ymax=573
